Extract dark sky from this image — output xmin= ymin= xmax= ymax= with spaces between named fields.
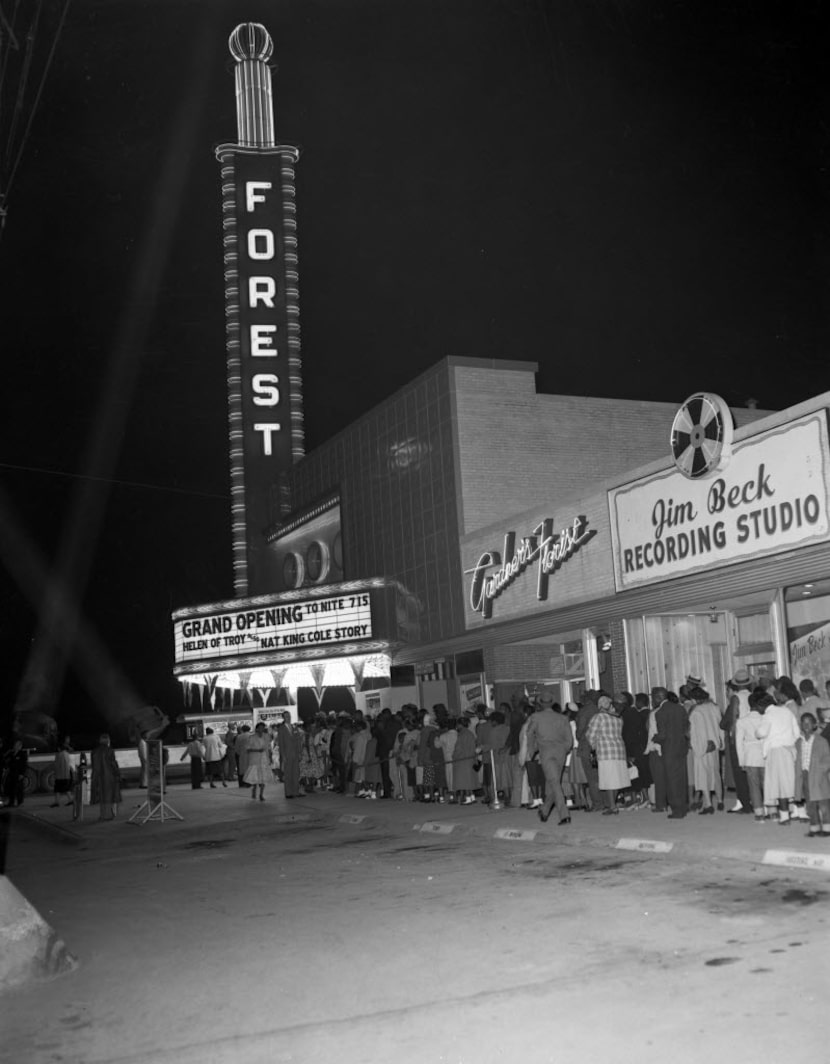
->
xmin=1 ymin=1 xmax=827 ymax=737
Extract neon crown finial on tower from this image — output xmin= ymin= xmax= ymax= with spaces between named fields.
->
xmin=228 ymin=23 xmax=275 ymax=148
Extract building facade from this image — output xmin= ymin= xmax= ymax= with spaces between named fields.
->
xmin=171 ymin=24 xmax=830 ymax=721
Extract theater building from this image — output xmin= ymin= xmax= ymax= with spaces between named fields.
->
xmin=172 ymin=25 xmax=830 ymax=718
xmin=176 ymin=345 xmax=806 ymax=716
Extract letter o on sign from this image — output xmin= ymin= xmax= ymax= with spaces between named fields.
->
xmin=247 ymin=229 xmax=275 ymax=260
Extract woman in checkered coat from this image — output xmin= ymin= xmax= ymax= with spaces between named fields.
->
xmin=586 ymin=696 xmax=629 ymax=815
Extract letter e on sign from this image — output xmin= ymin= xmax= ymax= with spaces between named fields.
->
xmin=250 ymin=323 xmax=278 ymax=356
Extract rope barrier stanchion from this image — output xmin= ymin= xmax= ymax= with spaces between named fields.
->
xmin=489 ymin=749 xmax=503 ymax=811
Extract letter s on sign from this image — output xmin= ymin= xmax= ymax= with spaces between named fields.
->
xmin=252 ymin=374 xmax=280 ymax=406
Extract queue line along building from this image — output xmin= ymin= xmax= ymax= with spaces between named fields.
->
xmin=171 ymin=23 xmax=830 ymax=721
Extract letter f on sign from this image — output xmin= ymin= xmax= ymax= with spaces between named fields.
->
xmin=246 ymin=181 xmax=273 ymax=212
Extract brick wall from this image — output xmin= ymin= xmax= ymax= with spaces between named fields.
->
xmin=485 ymin=643 xmax=553 ymax=679
xmin=608 ymin=618 xmax=629 ymax=695
xmin=452 ymin=361 xmax=771 ymax=536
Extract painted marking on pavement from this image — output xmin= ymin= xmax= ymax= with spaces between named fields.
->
xmin=763 ymin=849 xmax=830 ymax=872
xmin=495 ymin=827 xmax=537 ymax=842
xmin=420 ymin=821 xmax=455 ymax=835
xmin=339 ymin=814 xmax=366 ymax=825
xmin=273 ymin=813 xmax=312 ymax=824
xmin=616 ymin=838 xmax=673 ymax=853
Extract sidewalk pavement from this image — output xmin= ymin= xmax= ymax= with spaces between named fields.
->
xmin=5 ymin=783 xmax=830 ymax=991
xmin=8 ymin=783 xmax=830 ymax=872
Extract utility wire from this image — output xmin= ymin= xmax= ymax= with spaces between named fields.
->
xmin=0 ymin=459 xmax=229 ymax=500
xmin=1 ymin=0 xmax=71 ymax=230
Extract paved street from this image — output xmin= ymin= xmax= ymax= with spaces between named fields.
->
xmin=2 ymin=786 xmax=829 ymax=1064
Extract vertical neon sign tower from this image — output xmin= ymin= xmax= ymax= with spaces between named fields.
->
xmin=216 ymin=23 xmax=305 ymax=596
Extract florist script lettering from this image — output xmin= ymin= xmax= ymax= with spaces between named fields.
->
xmin=466 ymin=516 xmax=595 ymax=618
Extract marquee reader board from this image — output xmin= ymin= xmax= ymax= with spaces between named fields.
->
xmin=173 ymin=590 xmax=373 ymax=666
xmin=609 ymin=411 xmax=830 ymax=592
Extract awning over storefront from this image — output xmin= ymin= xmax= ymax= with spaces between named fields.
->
xmin=395 ymin=539 xmax=830 ymax=665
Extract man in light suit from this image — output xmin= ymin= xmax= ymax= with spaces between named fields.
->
xmin=527 ymin=688 xmax=574 ymax=826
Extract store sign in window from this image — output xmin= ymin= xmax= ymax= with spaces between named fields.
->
xmin=465 ymin=516 xmax=596 ymax=619
xmin=609 ymin=412 xmax=830 ymax=591
xmin=791 ymin=620 xmax=830 ymax=691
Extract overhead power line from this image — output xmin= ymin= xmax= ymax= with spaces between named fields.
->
xmin=0 ymin=459 xmax=229 ymax=500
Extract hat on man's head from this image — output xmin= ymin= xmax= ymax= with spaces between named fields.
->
xmin=729 ymin=668 xmax=752 ymax=688
xmin=536 ymin=689 xmax=555 ymax=707
xmin=686 ymin=672 xmax=703 ymax=687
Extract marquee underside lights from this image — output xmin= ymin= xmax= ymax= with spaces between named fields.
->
xmin=177 ymin=653 xmax=392 ymax=693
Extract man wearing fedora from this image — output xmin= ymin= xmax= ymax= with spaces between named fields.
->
xmin=721 ymin=668 xmax=754 ymax=813
xmin=526 ymin=688 xmax=573 ymax=826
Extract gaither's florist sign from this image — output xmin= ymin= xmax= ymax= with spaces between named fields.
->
xmin=609 ymin=411 xmax=830 ymax=591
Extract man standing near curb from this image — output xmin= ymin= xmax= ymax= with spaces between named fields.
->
xmin=527 ymin=689 xmax=573 ymax=826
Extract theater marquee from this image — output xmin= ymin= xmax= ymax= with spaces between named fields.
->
xmin=609 ymin=412 xmax=830 ymax=591
xmin=174 ymin=591 xmax=372 ymax=665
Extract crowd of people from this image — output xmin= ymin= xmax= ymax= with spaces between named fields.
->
xmin=176 ymin=669 xmax=830 ymax=837
xmin=0 ymin=731 xmax=122 ymax=821
xmin=8 ymin=670 xmax=830 ymax=838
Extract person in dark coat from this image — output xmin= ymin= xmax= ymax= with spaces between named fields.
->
xmin=277 ymin=714 xmax=302 ymax=798
xmin=91 ymin=734 xmax=122 ymax=820
xmin=622 ymin=692 xmax=652 ymax=807
xmin=374 ymin=708 xmax=399 ymax=799
xmin=575 ymin=690 xmax=602 ymax=811
xmin=453 ymin=717 xmax=478 ymax=803
xmin=652 ymin=687 xmax=689 ymax=819
xmin=330 ymin=715 xmax=351 ymax=793
xmin=3 ymin=739 xmax=28 ymax=807
xmin=527 ymin=689 xmax=574 ymax=825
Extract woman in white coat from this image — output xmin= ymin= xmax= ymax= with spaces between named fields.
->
xmin=756 ymin=687 xmax=801 ymax=824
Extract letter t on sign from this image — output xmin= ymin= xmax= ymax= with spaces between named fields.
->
xmin=535 ymin=518 xmax=554 ymax=600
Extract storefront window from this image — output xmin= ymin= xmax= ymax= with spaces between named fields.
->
xmin=786 ymin=581 xmax=830 ymax=691
xmin=625 ymin=612 xmax=729 ymax=700
xmin=626 ymin=589 xmax=793 ymax=701
xmin=489 ymin=636 xmax=586 ymax=711
xmin=732 ymin=608 xmax=776 ymax=686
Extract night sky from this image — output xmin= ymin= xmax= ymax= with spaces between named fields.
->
xmin=1 ymin=1 xmax=827 ymax=740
